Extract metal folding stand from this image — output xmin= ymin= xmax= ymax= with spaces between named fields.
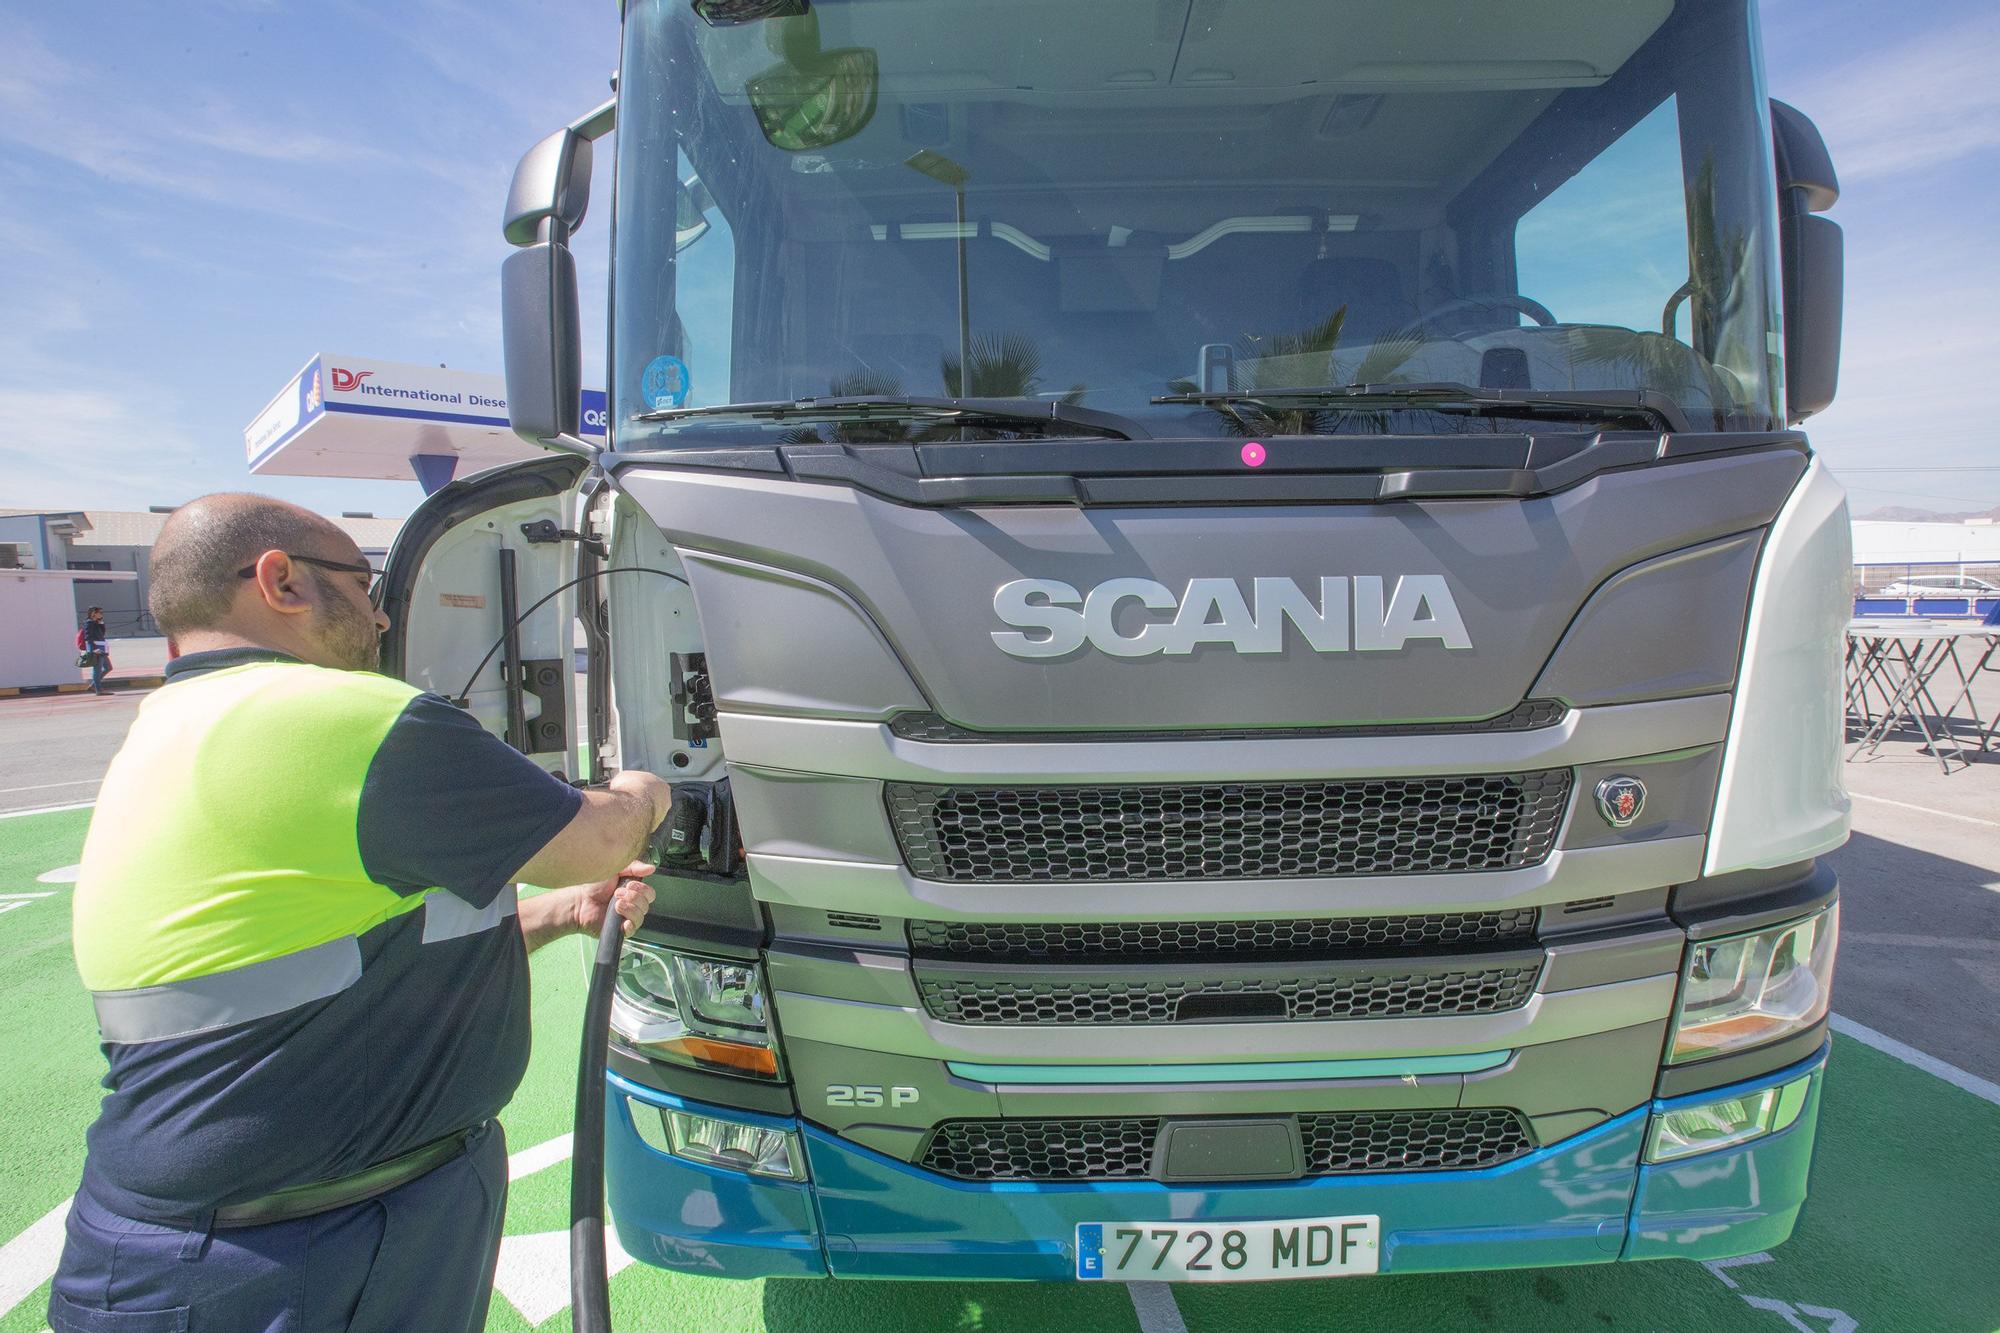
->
xmin=1927 ymin=629 xmax=2000 ymax=754
xmin=1845 ymin=624 xmax=1997 ymax=773
xmin=1844 ymin=632 xmax=1902 ymax=727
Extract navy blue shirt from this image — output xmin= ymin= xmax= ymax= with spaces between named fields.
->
xmin=80 ymin=650 xmax=582 ymax=1221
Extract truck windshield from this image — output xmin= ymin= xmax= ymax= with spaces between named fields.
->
xmin=612 ymin=0 xmax=1783 ymax=448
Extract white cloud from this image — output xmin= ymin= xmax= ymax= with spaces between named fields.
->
xmin=1793 ymin=14 xmax=2000 ymax=181
xmin=0 ymin=386 xmax=210 ymax=510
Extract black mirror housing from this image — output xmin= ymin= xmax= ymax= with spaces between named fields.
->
xmin=501 ymin=243 xmax=582 ymax=446
xmin=1780 ymin=213 xmax=1843 ymax=424
xmin=1771 ymin=100 xmax=1843 ymax=423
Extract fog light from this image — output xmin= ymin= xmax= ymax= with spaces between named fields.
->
xmin=667 ymin=1111 xmax=805 ymax=1180
xmin=1645 ymin=1075 xmax=1812 ymax=1163
xmin=627 ymin=1097 xmax=673 ymax=1154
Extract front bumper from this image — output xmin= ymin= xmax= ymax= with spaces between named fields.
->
xmin=605 ymin=1048 xmax=1825 ymax=1281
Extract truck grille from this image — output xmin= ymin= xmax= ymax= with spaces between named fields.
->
xmin=885 ymin=771 xmax=1570 ymax=883
xmin=1300 ymin=1109 xmax=1533 ymax=1174
xmin=907 ymin=909 xmax=1539 ymax=959
xmin=914 ymin=957 xmax=1541 ymax=1025
xmin=918 ymin=1111 xmax=1534 ymax=1181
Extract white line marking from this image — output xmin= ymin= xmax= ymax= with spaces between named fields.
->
xmin=1701 ymin=1253 xmax=1773 ymax=1290
xmin=35 ymin=866 xmax=79 ymax=885
xmin=0 ymin=803 xmax=95 ymax=821
xmin=0 ymin=781 xmax=98 ymax=797
xmin=1792 ymin=1304 xmax=1859 ymax=1333
xmin=492 ymin=1226 xmax=634 ymax=1325
xmin=0 ymin=893 xmax=56 ymax=901
xmin=1955 ymin=957 xmax=2000 ymax=994
xmin=507 ymin=1133 xmax=574 ymax=1182
xmin=1843 ymin=931 xmax=2000 ymax=952
xmin=1740 ymin=1294 xmax=1858 ymax=1333
xmin=1831 ymin=1014 xmax=2000 ymax=1107
xmin=0 ymin=1199 xmax=70 ymax=1320
xmin=1127 ymin=1282 xmax=1189 ymax=1333
xmin=0 ymin=903 xmax=30 ymax=918
xmin=1850 ymin=791 xmax=2000 ymax=830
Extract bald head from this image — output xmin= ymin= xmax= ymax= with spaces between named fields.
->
xmin=149 ymin=494 xmax=357 ymax=640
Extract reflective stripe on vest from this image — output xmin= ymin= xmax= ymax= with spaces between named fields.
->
xmin=421 ymin=885 xmax=520 ymax=943
xmin=92 ymin=937 xmax=365 ymax=1043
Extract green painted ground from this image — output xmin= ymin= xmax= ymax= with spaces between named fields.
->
xmin=3 ymin=808 xmax=1997 ymax=1332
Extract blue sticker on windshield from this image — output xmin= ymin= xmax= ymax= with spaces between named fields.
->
xmin=641 ymin=355 xmax=692 ymax=410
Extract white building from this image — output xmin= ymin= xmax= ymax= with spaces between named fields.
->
xmin=0 ymin=508 xmax=403 ymax=638
xmin=1850 ymin=519 xmax=2000 ymax=569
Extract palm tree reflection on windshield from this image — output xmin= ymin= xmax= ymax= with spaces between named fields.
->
xmin=1571 ymin=157 xmax=1761 ymax=429
xmin=1176 ymin=303 xmax=1426 ymax=434
xmin=940 ymin=332 xmax=1085 ymax=403
xmin=777 ymin=343 xmax=1087 ymax=445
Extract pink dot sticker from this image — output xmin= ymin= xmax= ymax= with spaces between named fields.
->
xmin=1240 ymin=441 xmax=1267 ymax=468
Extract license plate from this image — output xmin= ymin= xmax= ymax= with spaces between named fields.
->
xmin=1075 ymin=1216 xmax=1380 ymax=1282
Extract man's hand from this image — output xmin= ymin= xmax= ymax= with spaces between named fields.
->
xmin=572 ymin=860 xmax=658 ymax=939
xmin=519 ymin=861 xmax=657 ymax=954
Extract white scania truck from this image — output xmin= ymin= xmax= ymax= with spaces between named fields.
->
xmin=383 ymin=0 xmax=1851 ymax=1285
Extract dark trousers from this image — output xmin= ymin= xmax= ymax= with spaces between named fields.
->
xmin=48 ymin=1122 xmax=508 ymax=1333
xmin=87 ymin=650 xmax=109 ymax=693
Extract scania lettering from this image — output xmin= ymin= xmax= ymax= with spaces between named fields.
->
xmin=993 ymin=575 xmax=1473 ymax=657
xmin=382 ymin=0 xmax=1851 ymax=1292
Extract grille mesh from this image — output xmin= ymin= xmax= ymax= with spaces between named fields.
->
xmin=917 ymin=1111 xmax=1534 ymax=1181
xmin=889 ymin=700 xmax=1568 ymax=743
xmin=920 ymin=1118 xmax=1161 ymax=1182
xmin=915 ymin=961 xmax=1541 ymax=1024
xmin=908 ymin=909 xmax=1539 ymax=960
xmin=1301 ymin=1109 xmax=1533 ymax=1173
xmin=887 ymin=772 xmax=1571 ymax=883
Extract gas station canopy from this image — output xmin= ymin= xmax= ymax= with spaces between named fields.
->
xmin=244 ymin=355 xmax=605 ymax=490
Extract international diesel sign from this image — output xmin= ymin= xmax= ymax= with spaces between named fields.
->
xmin=244 ymin=354 xmax=607 ymax=482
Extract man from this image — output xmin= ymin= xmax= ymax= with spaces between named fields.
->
xmin=48 ymin=494 xmax=673 ymax=1333
xmin=77 ymin=605 xmax=110 ymax=694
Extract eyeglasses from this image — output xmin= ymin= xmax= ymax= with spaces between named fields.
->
xmin=238 ymin=553 xmax=381 ymax=595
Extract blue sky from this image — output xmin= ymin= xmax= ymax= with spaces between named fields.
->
xmin=0 ymin=0 xmax=1994 ymax=519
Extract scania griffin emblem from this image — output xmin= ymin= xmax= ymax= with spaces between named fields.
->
xmin=1595 ymin=776 xmax=1647 ymax=828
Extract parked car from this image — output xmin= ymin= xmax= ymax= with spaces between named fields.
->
xmin=1875 ymin=575 xmax=2000 ymax=599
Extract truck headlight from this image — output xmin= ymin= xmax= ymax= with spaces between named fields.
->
xmin=612 ymin=941 xmax=780 ymax=1079
xmin=1668 ymin=905 xmax=1837 ymax=1063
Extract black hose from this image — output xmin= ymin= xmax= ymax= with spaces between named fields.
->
xmin=450 ymin=565 xmax=688 ymax=708
xmin=570 ymin=907 xmax=627 ymax=1333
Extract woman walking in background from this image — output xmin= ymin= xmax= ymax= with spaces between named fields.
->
xmin=77 ymin=606 xmax=111 ymax=695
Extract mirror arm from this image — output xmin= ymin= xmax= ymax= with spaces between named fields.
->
xmin=570 ymin=98 xmax=617 ymax=144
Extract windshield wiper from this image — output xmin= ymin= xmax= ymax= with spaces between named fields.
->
xmin=635 ymin=395 xmax=1147 ymax=440
xmin=1152 ymin=382 xmax=1688 ymax=433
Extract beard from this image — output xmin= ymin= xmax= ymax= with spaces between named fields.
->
xmin=310 ymin=570 xmax=382 ymax=672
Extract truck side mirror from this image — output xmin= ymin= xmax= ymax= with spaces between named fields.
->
xmin=1771 ymin=100 xmax=1842 ymax=423
xmin=677 ymin=175 xmax=715 ymax=253
xmin=500 ymin=100 xmax=615 ymax=452
xmin=502 ymin=243 xmax=582 ymax=445
xmin=746 ymin=12 xmax=879 ymax=151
